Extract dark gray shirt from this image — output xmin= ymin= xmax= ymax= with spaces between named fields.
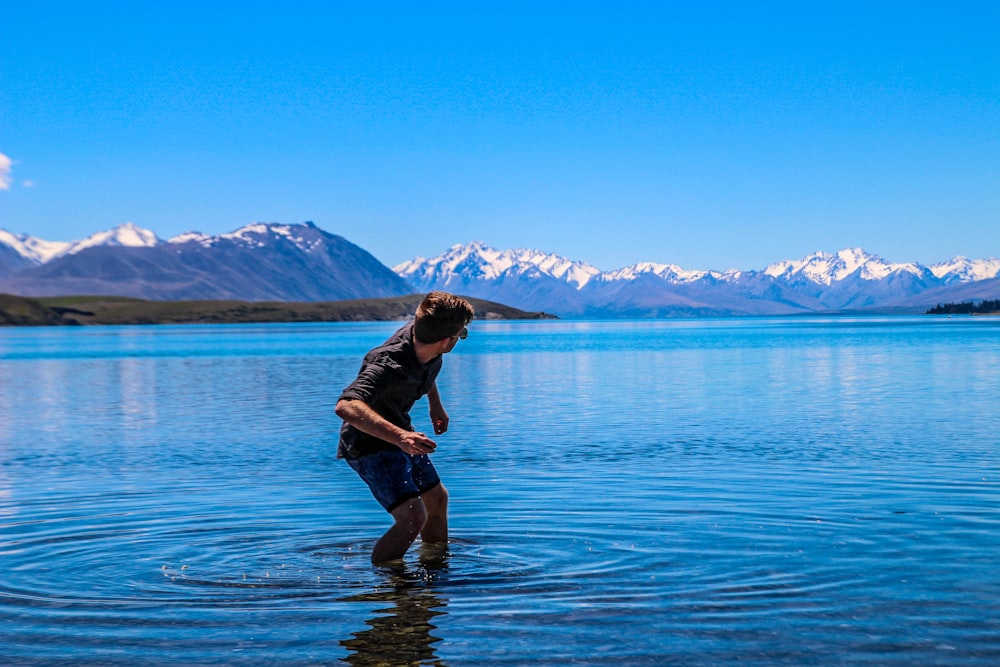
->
xmin=337 ymin=322 xmax=442 ymax=459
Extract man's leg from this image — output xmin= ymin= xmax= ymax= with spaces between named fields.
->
xmin=371 ymin=498 xmax=427 ymax=564
xmin=419 ymin=483 xmax=448 ymax=545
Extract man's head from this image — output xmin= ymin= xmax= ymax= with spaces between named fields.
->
xmin=414 ymin=291 xmax=475 ymax=344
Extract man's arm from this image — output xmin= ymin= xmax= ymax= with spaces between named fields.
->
xmin=335 ymin=399 xmax=437 ymax=455
xmin=426 ymin=382 xmax=449 ymax=435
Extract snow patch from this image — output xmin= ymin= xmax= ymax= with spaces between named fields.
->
xmin=0 ymin=229 xmax=72 ymax=263
xmin=930 ymin=256 xmax=1000 ymax=282
xmin=67 ymin=222 xmax=161 ymax=255
xmin=219 ymin=222 xmax=320 ymax=252
xmin=168 ymin=231 xmax=215 ymax=246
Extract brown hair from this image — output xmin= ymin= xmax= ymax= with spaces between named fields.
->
xmin=414 ymin=291 xmax=475 ymax=343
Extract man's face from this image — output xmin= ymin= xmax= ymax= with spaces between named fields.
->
xmin=442 ymin=326 xmax=468 ymax=354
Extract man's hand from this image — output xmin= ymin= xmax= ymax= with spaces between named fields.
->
xmin=398 ymin=430 xmax=437 ymax=455
xmin=336 ymin=399 xmax=438 ymax=455
xmin=431 ymin=410 xmax=449 ymax=435
xmin=429 ymin=390 xmax=449 ymax=435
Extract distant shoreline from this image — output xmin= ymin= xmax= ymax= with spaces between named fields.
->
xmin=0 ymin=293 xmax=558 ymax=327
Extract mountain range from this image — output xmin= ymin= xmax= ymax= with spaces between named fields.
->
xmin=395 ymin=241 xmax=1000 ymax=316
xmin=2 ymin=222 xmax=999 ymax=317
xmin=0 ymin=222 xmax=410 ymax=302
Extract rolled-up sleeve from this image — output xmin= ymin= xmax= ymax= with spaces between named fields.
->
xmin=339 ymin=368 xmax=377 ymax=404
xmin=339 ymin=353 xmax=401 ymax=406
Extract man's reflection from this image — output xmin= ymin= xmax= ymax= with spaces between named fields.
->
xmin=340 ymin=547 xmax=449 ymax=666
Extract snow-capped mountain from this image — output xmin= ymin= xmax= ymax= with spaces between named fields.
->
xmin=395 ymin=242 xmax=600 ymax=313
xmin=396 ymin=241 xmax=601 ymax=289
xmin=0 ymin=222 xmax=159 ymax=266
xmin=3 ymin=224 xmax=998 ymax=315
xmin=929 ymin=256 xmax=1000 ymax=284
xmin=755 ymin=248 xmax=944 ymax=310
xmin=597 ymin=262 xmax=714 ymax=284
xmin=0 ymin=221 xmax=412 ymax=301
xmin=763 ymin=248 xmax=929 ymax=285
xmin=396 ymin=242 xmax=1000 ymax=316
xmin=0 ymin=229 xmax=72 ymax=265
xmin=66 ymin=222 xmax=161 ymax=255
xmin=167 ymin=222 xmax=334 ymax=252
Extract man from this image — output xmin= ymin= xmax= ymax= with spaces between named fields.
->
xmin=336 ymin=291 xmax=475 ymax=564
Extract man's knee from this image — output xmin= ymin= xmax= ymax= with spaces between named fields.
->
xmin=392 ymin=498 xmax=428 ymax=533
xmin=422 ymin=484 xmax=448 ymax=513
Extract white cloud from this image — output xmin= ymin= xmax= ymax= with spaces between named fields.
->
xmin=0 ymin=152 xmax=11 ymax=190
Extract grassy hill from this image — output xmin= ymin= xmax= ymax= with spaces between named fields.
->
xmin=0 ymin=293 xmax=67 ymax=325
xmin=1 ymin=293 xmax=557 ymax=326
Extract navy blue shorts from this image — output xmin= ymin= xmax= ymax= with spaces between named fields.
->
xmin=345 ymin=449 xmax=441 ymax=512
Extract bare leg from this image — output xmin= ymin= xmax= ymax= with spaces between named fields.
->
xmin=371 ymin=498 xmax=427 ymax=564
xmin=419 ymin=483 xmax=448 ymax=545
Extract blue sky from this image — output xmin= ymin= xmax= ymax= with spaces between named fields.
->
xmin=1 ymin=1 xmax=997 ymax=271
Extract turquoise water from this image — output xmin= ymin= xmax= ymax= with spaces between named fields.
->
xmin=1 ymin=317 xmax=999 ymax=665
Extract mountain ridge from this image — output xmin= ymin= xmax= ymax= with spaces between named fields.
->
xmin=0 ymin=222 xmax=412 ymax=302
xmin=3 ymin=223 xmax=999 ymax=317
xmin=396 ymin=241 xmax=1000 ymax=316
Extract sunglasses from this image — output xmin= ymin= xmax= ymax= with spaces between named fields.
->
xmin=452 ymin=327 xmax=469 ymax=341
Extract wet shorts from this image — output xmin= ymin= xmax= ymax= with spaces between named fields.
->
xmin=345 ymin=448 xmax=441 ymax=513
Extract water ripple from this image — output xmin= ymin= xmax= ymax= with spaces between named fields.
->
xmin=3 ymin=319 xmax=1000 ymax=665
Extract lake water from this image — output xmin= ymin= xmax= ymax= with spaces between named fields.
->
xmin=1 ymin=317 xmax=999 ymax=666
